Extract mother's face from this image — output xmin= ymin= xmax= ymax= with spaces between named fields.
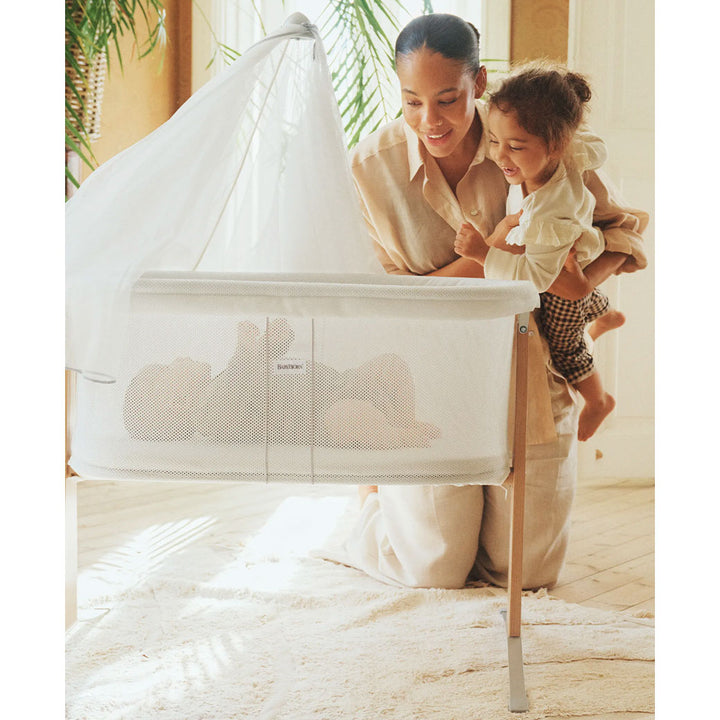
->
xmin=396 ymin=47 xmax=486 ymax=164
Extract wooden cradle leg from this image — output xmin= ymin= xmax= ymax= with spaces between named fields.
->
xmin=66 ymin=475 xmax=78 ymax=630
xmin=66 ymin=369 xmax=78 ymax=630
xmin=504 ymin=313 xmax=530 ymax=712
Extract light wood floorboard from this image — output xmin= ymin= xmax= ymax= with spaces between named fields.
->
xmin=75 ymin=475 xmax=654 ymax=614
xmin=550 ymin=476 xmax=654 ymax=614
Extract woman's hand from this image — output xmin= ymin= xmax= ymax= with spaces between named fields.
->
xmin=548 ymin=245 xmax=593 ymax=300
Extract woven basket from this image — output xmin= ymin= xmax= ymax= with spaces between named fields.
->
xmin=65 ymin=10 xmax=107 ymax=142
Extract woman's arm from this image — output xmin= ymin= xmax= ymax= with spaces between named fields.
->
xmin=584 ymin=169 xmax=649 ymax=273
xmin=547 ymin=250 xmax=630 ymax=301
xmin=427 ymin=256 xmax=486 ymax=278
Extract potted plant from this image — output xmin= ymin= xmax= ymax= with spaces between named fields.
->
xmin=65 ymin=0 xmax=167 ymax=194
xmin=64 ymin=0 xmax=437 ymax=195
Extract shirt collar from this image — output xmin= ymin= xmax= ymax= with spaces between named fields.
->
xmin=403 ymin=100 xmax=491 ymax=182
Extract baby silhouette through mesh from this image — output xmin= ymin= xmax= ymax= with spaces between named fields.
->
xmin=123 ymin=318 xmax=441 ymax=450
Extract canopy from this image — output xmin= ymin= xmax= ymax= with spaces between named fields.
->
xmin=66 ymin=13 xmax=382 ymax=382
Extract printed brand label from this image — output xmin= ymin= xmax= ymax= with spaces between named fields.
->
xmin=272 ymin=358 xmax=307 ymax=375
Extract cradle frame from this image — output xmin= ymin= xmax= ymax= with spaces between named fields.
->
xmin=64 ymin=310 xmax=531 ymax=714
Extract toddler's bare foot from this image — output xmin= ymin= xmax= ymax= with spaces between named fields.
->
xmin=578 ymin=392 xmax=615 ymax=441
xmin=358 ymin=485 xmax=378 ymax=505
xmin=588 ymin=310 xmax=626 ymax=340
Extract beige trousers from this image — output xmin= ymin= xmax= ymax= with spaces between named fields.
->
xmin=343 ymin=365 xmax=578 ymax=590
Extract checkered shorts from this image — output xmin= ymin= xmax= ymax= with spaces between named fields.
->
xmin=537 ymin=289 xmax=610 ymax=384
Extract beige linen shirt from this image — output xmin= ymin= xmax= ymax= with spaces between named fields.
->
xmin=351 ymin=104 xmax=507 ymax=275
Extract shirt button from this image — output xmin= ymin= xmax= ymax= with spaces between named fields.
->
xmin=469 ymin=209 xmax=479 ymax=216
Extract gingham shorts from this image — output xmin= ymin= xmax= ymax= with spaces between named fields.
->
xmin=537 ymin=289 xmax=610 ymax=384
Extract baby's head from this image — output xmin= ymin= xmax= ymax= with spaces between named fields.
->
xmin=486 ymin=62 xmax=592 ymax=190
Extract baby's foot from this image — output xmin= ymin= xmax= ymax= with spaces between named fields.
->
xmin=588 ymin=310 xmax=626 ymax=341
xmin=578 ymin=392 xmax=616 ymax=441
xmin=391 ymin=421 xmax=442 ymax=448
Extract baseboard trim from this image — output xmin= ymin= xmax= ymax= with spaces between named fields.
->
xmin=578 ymin=416 xmax=654 ymax=479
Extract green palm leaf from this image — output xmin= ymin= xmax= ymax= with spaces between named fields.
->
xmin=65 ymin=0 xmax=167 ymax=193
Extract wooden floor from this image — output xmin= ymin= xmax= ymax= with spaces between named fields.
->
xmin=550 ymin=475 xmax=654 ymax=614
xmin=74 ymin=474 xmax=654 ymax=614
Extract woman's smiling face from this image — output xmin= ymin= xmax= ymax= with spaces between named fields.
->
xmin=396 ymin=47 xmax=485 ymax=164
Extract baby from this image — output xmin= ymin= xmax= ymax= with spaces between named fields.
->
xmin=124 ymin=318 xmax=441 ymax=450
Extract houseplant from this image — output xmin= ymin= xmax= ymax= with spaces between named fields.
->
xmin=65 ymin=0 xmax=167 ymax=192
xmin=64 ymin=0 xmax=433 ymax=192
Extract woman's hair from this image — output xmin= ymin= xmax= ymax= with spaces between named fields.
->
xmin=394 ymin=13 xmax=480 ymax=75
xmin=488 ymin=61 xmax=592 ymax=152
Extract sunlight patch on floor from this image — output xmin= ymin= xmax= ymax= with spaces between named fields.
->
xmin=77 ymin=515 xmax=217 ymax=609
xmin=206 ymin=494 xmax=354 ymax=594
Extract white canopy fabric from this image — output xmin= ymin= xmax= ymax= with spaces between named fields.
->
xmin=66 ymin=13 xmax=382 ymax=382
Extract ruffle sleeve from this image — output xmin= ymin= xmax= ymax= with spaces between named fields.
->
xmin=520 ymin=216 xmax=584 ymax=249
xmin=568 ymin=123 xmax=609 ymax=173
xmin=511 ymin=188 xmax=583 ymax=249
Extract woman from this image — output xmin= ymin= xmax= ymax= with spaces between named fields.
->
xmin=340 ymin=14 xmax=648 ymax=590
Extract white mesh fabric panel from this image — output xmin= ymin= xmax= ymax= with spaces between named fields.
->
xmin=68 ymin=273 xmax=537 ymax=485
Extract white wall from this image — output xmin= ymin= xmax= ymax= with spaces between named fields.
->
xmin=568 ymin=0 xmax=654 ymax=478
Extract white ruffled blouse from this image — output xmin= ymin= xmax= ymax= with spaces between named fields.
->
xmin=484 ymin=131 xmax=607 ymax=293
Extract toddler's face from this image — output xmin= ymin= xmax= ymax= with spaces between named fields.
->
xmin=486 ymin=106 xmax=560 ymax=193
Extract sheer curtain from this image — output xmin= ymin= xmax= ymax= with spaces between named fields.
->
xmin=206 ymin=1 xmax=510 ymax=79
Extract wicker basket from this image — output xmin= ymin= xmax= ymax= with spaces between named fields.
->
xmin=65 ymin=10 xmax=107 ymax=142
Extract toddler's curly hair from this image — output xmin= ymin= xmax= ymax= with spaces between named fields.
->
xmin=488 ymin=60 xmax=592 ymax=153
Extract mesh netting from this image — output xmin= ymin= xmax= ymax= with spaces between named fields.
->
xmin=68 ymin=274 xmax=534 ymax=484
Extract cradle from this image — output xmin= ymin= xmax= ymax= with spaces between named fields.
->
xmin=65 ymin=12 xmax=540 ymax=711
xmin=66 ymin=270 xmax=537 ymax=712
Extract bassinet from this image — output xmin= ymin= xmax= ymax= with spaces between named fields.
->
xmin=65 ymin=13 xmax=537 ymax=712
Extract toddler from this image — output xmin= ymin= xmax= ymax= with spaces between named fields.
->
xmin=454 ymin=62 xmax=626 ymax=441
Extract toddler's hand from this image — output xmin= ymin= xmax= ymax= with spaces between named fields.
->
xmin=489 ymin=210 xmax=523 ymax=246
xmin=454 ymin=222 xmax=487 ymax=261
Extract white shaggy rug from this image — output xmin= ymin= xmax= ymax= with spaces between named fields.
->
xmin=66 ymin=493 xmax=654 ymax=719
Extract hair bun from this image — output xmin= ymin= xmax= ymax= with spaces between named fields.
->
xmin=567 ymin=72 xmax=592 ymax=104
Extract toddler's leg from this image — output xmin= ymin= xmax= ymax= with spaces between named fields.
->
xmin=588 ymin=309 xmax=626 ymax=340
xmin=538 ymin=292 xmax=614 ymax=441
xmin=574 ymin=371 xmax=615 ymax=441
